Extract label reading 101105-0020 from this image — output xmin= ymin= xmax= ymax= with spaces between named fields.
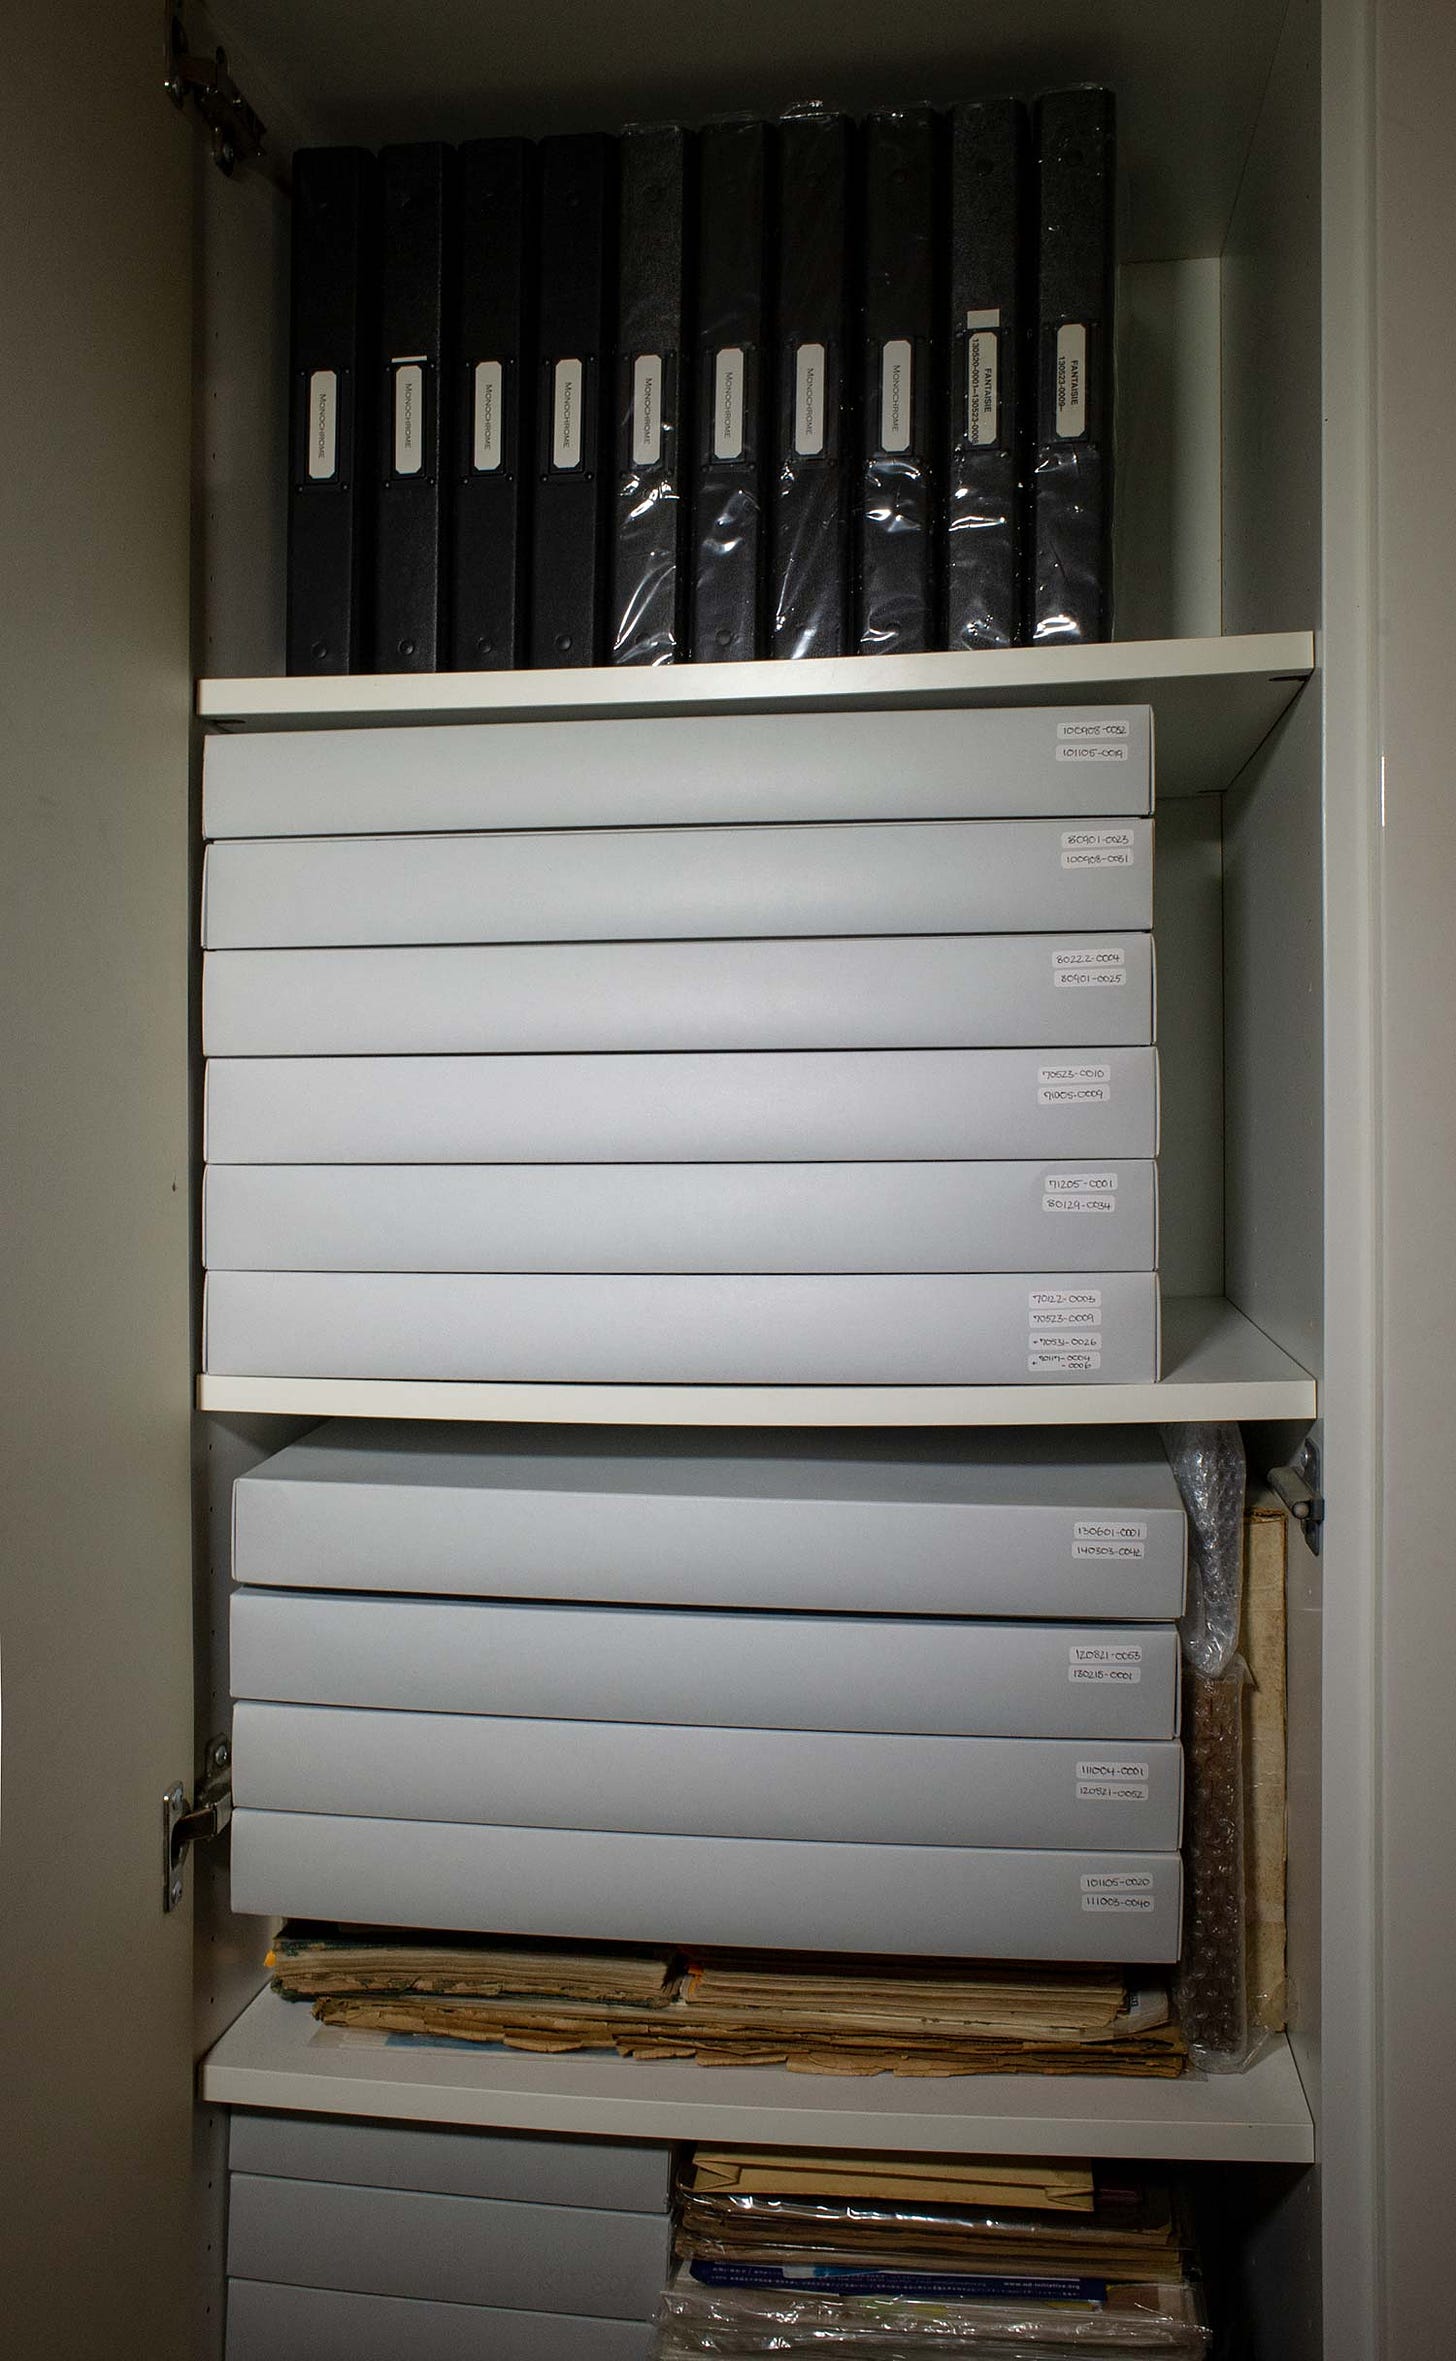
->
xmin=1080 ymin=1871 xmax=1156 ymax=1912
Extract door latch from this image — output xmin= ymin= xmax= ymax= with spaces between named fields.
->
xmin=1267 ymin=1437 xmax=1324 ymax=1556
xmin=163 ymin=1734 xmax=233 ymax=1912
xmin=164 ymin=7 xmax=266 ymax=177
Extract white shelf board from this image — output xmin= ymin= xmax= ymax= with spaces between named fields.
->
xmin=197 ymin=632 xmax=1315 ymax=801
xmin=195 ymin=1294 xmax=1315 ymax=1427
xmin=201 ymin=1983 xmax=1314 ymax=2165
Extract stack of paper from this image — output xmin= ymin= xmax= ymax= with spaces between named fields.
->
xmin=270 ymin=1928 xmax=1186 ymax=2077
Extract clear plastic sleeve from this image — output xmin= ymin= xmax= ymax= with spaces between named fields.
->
xmin=1160 ymin=1422 xmax=1247 ymax=1676
xmin=1174 ymin=1662 xmax=1252 ymax=2071
xmin=654 ymin=2262 xmax=1209 ymax=2357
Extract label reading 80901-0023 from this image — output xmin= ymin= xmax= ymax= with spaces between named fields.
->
xmin=1061 ymin=828 xmax=1135 ymax=871
xmin=1080 ymin=1872 xmax=1156 ymax=1912
xmin=1054 ymin=948 xmax=1126 ymax=989
xmin=1038 ymin=1063 xmax=1112 ymax=1107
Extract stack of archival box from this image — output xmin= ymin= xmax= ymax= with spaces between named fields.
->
xmin=224 ymin=2113 xmax=672 ymax=2361
xmin=226 ymin=1422 xmax=1186 ymax=1958
xmin=200 ymin=701 xmax=1158 ymax=1387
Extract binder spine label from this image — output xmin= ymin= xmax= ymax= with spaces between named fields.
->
xmin=794 ymin=343 xmax=827 ymax=457
xmin=713 ymin=347 xmax=746 ymax=461
xmin=966 ymin=311 xmax=1000 ymax=447
xmin=879 ymin=339 xmax=913 ymax=452
xmin=392 ymin=362 xmax=426 ymax=476
xmin=1056 ymin=324 xmax=1088 ymax=437
xmin=307 ymin=371 xmax=338 ymax=479
xmin=552 ymin=359 xmax=584 ymax=470
xmin=472 ymin=362 xmax=505 ymax=471
xmin=632 ymin=354 xmax=664 ymax=467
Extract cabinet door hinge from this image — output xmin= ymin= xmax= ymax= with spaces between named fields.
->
xmin=162 ymin=1734 xmax=233 ymax=1912
xmin=1267 ymin=1436 xmax=1324 ymax=1556
xmin=164 ymin=7 xmax=266 ymax=177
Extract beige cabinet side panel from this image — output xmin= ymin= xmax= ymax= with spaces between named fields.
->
xmin=0 ymin=11 xmax=196 ymax=2359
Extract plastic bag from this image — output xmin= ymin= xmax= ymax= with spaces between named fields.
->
xmin=1160 ymin=1423 xmax=1247 ymax=1676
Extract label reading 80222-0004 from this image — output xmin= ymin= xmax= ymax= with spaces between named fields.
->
xmin=1054 ymin=947 xmax=1126 ymax=989
xmin=1080 ymin=1872 xmax=1156 ymax=1913
xmin=1038 ymin=1063 xmax=1112 ymax=1107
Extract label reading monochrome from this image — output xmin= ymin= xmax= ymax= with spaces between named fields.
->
xmin=1054 ymin=947 xmax=1126 ymax=988
xmin=795 ymin=342 xmax=827 ymax=457
xmin=1056 ymin=322 xmax=1089 ymax=438
xmin=632 ymin=353 xmax=664 ymax=467
xmin=393 ymin=362 xmax=425 ymax=476
xmin=1074 ymin=1520 xmax=1148 ymax=1561
xmin=552 ymin=358 xmax=584 ymax=470
xmin=880 ymin=337 xmax=913 ymax=452
xmin=1077 ymin=1759 xmax=1150 ymax=1802
xmin=1069 ymin=1643 xmax=1143 ymax=1685
xmin=1056 ymin=718 xmax=1130 ymax=763
xmin=307 ymin=369 xmax=338 ymax=479
xmin=472 ymin=361 xmax=504 ymax=472
xmin=714 ymin=347 xmax=745 ymax=461
xmin=1081 ymin=1872 xmax=1156 ymax=1912
xmin=967 ymin=308 xmax=999 ymax=445
xmin=1062 ymin=827 xmax=1135 ymax=870
xmin=1038 ymin=1062 xmax=1112 ymax=1107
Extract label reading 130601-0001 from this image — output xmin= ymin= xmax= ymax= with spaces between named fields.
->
xmin=1074 ymin=1520 xmax=1147 ymax=1560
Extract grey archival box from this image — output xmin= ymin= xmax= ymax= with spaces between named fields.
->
xmin=231 ymin=1424 xmax=1188 ymax=1617
xmin=201 ymin=934 xmax=1156 ymax=1056
xmin=227 ymin=1817 xmax=1184 ymax=1962
xmin=204 ymin=1048 xmax=1161 ymax=1165
xmin=229 ymin=1593 xmax=1181 ymax=1740
xmin=230 ymin=1705 xmax=1186 ymax=1851
xmin=202 ymin=1161 xmax=1159 ymax=1275
xmin=201 ymin=706 xmax=1154 ymax=837
xmin=226 ymin=2283 xmax=655 ymax=2361
xmin=202 ymin=1271 xmax=1161 ymax=1383
xmin=201 ymin=819 xmax=1152 ymax=947
xmin=227 ymin=2178 xmax=671 ymax=2316
xmin=228 ymin=2114 xmax=671 ymax=2211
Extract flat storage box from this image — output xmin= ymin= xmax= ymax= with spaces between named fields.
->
xmin=227 ymin=2283 xmax=654 ymax=2361
xmin=202 ymin=1161 xmax=1159 ymax=1274
xmin=201 ymin=705 xmax=1154 ymax=836
xmin=229 ymin=1594 xmax=1182 ymax=1740
xmin=231 ymin=1705 xmax=1186 ymax=1850
xmin=228 ymin=2113 xmax=671 ymax=2211
xmin=227 ymin=2176 xmax=672 ymax=2315
xmin=200 ymin=933 xmax=1157 ymax=1056
xmin=231 ymin=1424 xmax=1189 ymax=1618
xmin=227 ymin=1817 xmax=1184 ymax=1960
xmin=201 ymin=819 xmax=1153 ymax=947
xmin=203 ymin=1047 xmax=1162 ymax=1165
xmin=202 ymin=1270 xmax=1161 ymax=1383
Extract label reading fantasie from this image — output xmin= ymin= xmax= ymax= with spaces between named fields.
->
xmin=966 ymin=308 xmax=1000 ymax=445
xmin=1056 ymin=322 xmax=1088 ymax=438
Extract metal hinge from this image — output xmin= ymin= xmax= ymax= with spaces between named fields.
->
xmin=1267 ymin=1436 xmax=1324 ymax=1556
xmin=164 ymin=7 xmax=266 ymax=177
xmin=163 ymin=1734 xmax=233 ymax=1912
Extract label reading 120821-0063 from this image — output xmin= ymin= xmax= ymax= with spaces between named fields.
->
xmin=1069 ymin=1643 xmax=1143 ymax=1685
xmin=1038 ymin=1063 xmax=1112 ymax=1107
xmin=1080 ymin=1872 xmax=1156 ymax=1912
xmin=1054 ymin=948 xmax=1126 ymax=988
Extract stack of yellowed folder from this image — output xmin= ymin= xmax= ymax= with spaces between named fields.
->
xmin=269 ymin=1928 xmax=1185 ymax=2077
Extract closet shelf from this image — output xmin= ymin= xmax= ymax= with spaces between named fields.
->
xmin=195 ymin=1294 xmax=1315 ymax=1427
xmin=202 ymin=1984 xmax=1314 ymax=2165
xmin=197 ymin=630 xmax=1315 ymax=801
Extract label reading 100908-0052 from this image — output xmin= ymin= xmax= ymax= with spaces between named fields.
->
xmin=1056 ymin=718 xmax=1129 ymax=764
